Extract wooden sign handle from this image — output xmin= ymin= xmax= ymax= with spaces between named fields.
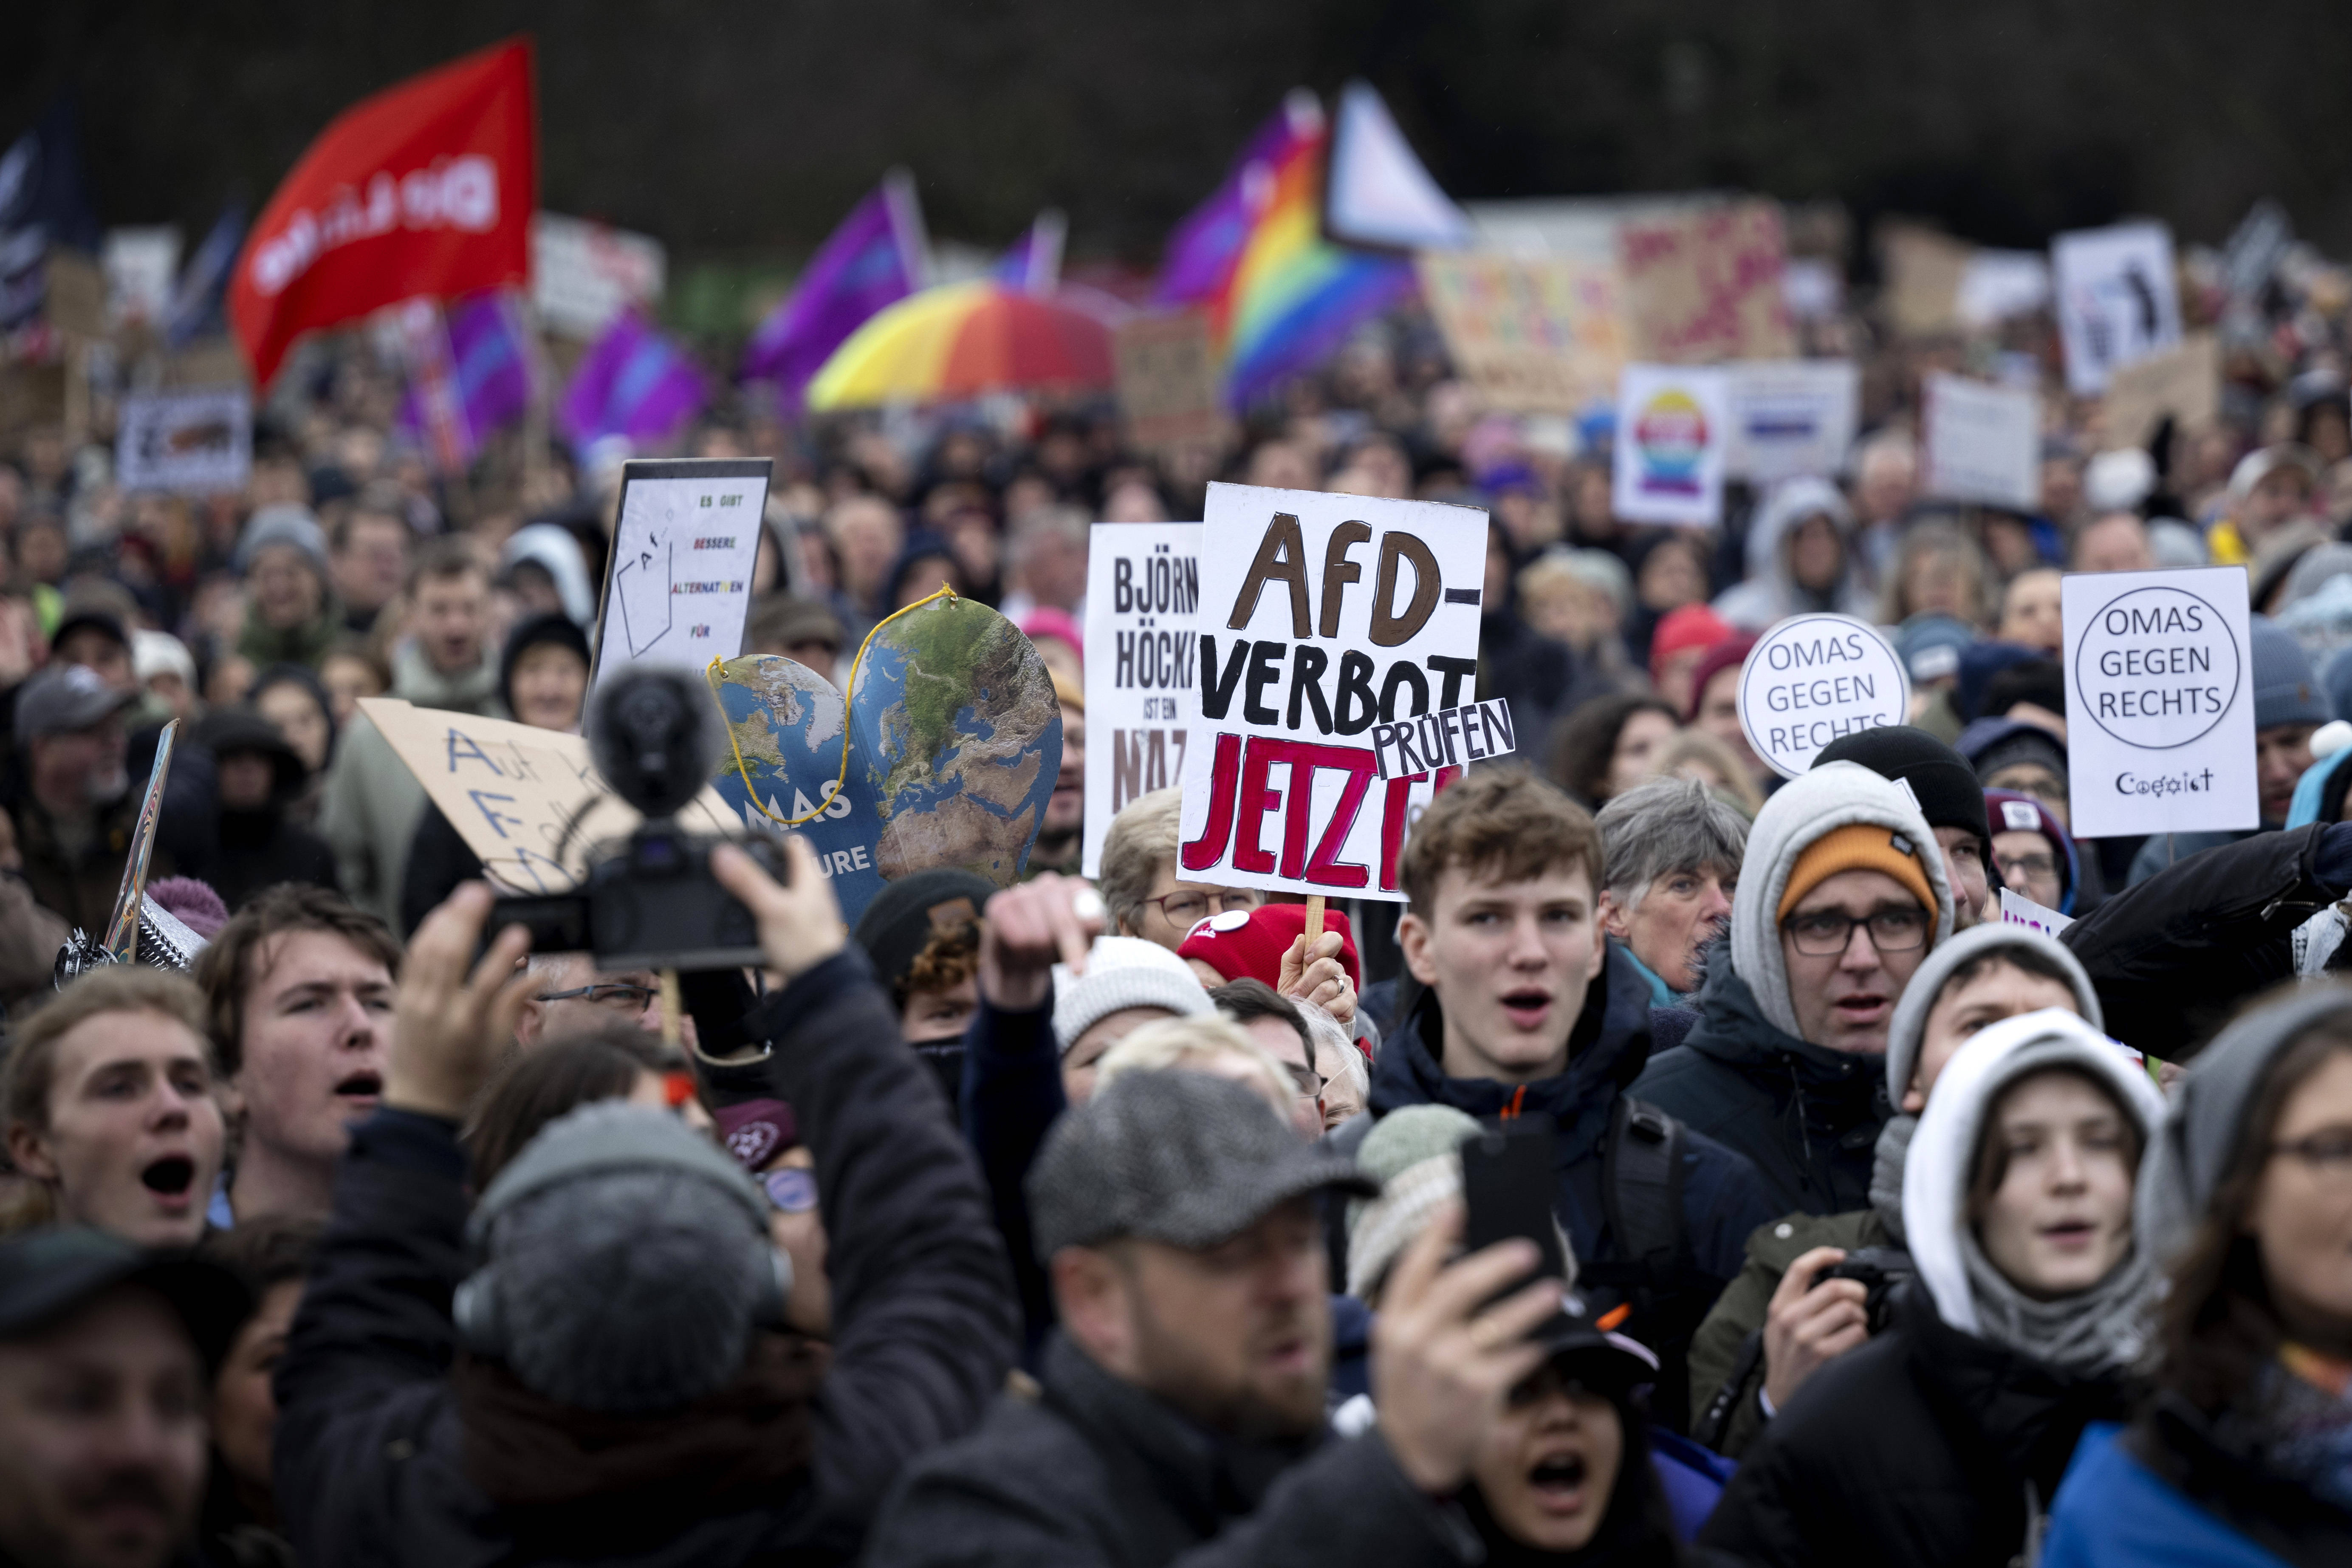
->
xmin=1304 ymin=894 xmax=1324 ymax=943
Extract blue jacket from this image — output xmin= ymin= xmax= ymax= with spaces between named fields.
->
xmin=2044 ymin=1424 xmax=2291 ymax=1568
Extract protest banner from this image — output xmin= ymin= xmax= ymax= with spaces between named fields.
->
xmin=2102 ymin=333 xmax=2221 ymax=448
xmin=359 ymin=697 xmax=739 ymax=897
xmin=1725 ymin=359 xmax=1859 ymax=483
xmin=532 ymin=212 xmax=666 ymax=340
xmin=2051 ymin=220 xmax=2183 ymax=396
xmin=1083 ymin=522 xmax=1201 ymax=877
xmin=588 ymin=458 xmax=773 ymax=690
xmin=1612 ymin=364 xmax=1731 ymax=527
xmin=1177 ymin=482 xmax=1486 ymax=901
xmin=115 ymin=387 xmax=252 ymax=494
xmin=1922 ymin=372 xmax=2039 ymax=511
xmin=1111 ymin=311 xmax=1224 ymax=455
xmin=1618 ymin=200 xmax=1796 ymax=363
xmin=1369 ymin=700 xmax=1516 ymax=780
xmin=1414 ymin=251 xmax=1626 ymax=414
xmin=1877 ymin=222 xmax=1971 ymax=338
xmin=2061 ymin=565 xmax=2256 ymax=839
xmin=1735 ymin=613 xmax=1909 ymax=779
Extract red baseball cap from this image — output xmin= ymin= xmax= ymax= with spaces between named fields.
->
xmin=1650 ymin=603 xmax=1731 ymax=682
xmin=1179 ymin=903 xmax=1361 ymax=992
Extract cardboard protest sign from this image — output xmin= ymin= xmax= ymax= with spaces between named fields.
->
xmin=1725 ymin=360 xmax=1859 ymax=483
xmin=2052 ymin=222 xmax=2183 ymax=396
xmin=2102 ymin=333 xmax=2221 ymax=449
xmin=1414 ymin=251 xmax=1626 ymax=414
xmin=1112 ymin=310 xmax=1224 ymax=454
xmin=1618 ymin=201 xmax=1796 ymax=363
xmin=1369 ymin=700 xmax=1516 ymax=780
xmin=1999 ymin=887 xmax=2073 ymax=938
xmin=1923 ymin=372 xmax=2039 ymax=511
xmin=533 ymin=212 xmax=666 ymax=340
xmin=707 ymin=655 xmax=888 ymax=922
xmin=1612 ymin=364 xmax=1731 ymax=527
xmin=1736 ymin=613 xmax=1909 ymax=779
xmin=2061 ymin=566 xmax=2256 ymax=839
xmin=1878 ymin=223 xmax=1971 ymax=338
xmin=115 ymin=387 xmax=252 ymax=494
xmin=1083 ymin=523 xmax=1200 ymax=878
xmin=590 ymin=458 xmax=774 ymax=690
xmin=1178 ymin=483 xmax=1487 ymax=900
xmin=359 ymin=697 xmax=738 ymax=896
xmin=44 ymin=253 xmax=104 ymax=338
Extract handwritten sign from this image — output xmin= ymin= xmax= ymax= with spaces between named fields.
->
xmin=2052 ymin=221 xmax=2183 ymax=397
xmin=2102 ymin=333 xmax=2221 ymax=449
xmin=1612 ymin=364 xmax=1731 ymax=527
xmin=1415 ymin=251 xmax=1626 ymax=415
xmin=590 ymin=458 xmax=774 ymax=690
xmin=1369 ymin=700 xmax=1516 ymax=780
xmin=1923 ymin=373 xmax=2039 ymax=511
xmin=1736 ymin=613 xmax=1910 ymax=779
xmin=116 ymin=387 xmax=251 ymax=494
xmin=1083 ymin=523 xmax=1200 ymax=878
xmin=2061 ymin=566 xmax=2256 ymax=839
xmin=1112 ymin=311 xmax=1225 ymax=455
xmin=1618 ymin=201 xmax=1796 ymax=364
xmin=1177 ymin=483 xmax=1486 ymax=901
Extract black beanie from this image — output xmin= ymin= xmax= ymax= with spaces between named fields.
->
xmin=1813 ymin=726 xmax=1992 ymax=863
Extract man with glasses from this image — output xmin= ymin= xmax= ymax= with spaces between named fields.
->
xmin=1635 ymin=762 xmax=1956 ymax=1219
xmin=1095 ymin=786 xmax=1263 ymax=952
xmin=514 ymin=953 xmax=677 ymax=1047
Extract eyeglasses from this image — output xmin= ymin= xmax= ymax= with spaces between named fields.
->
xmin=2270 ymin=1129 xmax=2352 ymax=1180
xmin=536 ymin=982 xmax=657 ymax=1014
xmin=1142 ymin=888 xmax=1262 ymax=927
xmin=1279 ymin=1061 xmax=1325 ymax=1103
xmin=762 ymin=1167 xmax=819 ymax=1214
xmin=1996 ymin=852 xmax=2058 ymax=883
xmin=1782 ymin=906 xmax=1929 ymax=957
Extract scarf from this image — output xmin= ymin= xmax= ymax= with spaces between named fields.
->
xmin=1870 ymin=1113 xmax=1914 ymax=1246
xmin=2222 ymin=1342 xmax=2352 ymax=1514
xmin=1954 ymin=1225 xmax=2155 ymax=1376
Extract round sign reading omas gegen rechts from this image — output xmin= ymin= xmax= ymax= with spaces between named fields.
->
xmin=1736 ymin=613 xmax=1911 ymax=780
xmin=2074 ymin=582 xmax=2241 ymax=749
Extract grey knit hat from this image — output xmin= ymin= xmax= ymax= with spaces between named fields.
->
xmin=466 ymin=1101 xmax=779 ymax=1414
xmin=1344 ymin=1105 xmax=1480 ymax=1300
xmin=235 ymin=504 xmax=331 ymax=580
xmin=1028 ymin=1070 xmax=1376 ymax=1259
xmin=1883 ymin=923 xmax=2102 ymax=1107
xmin=1052 ymin=951 xmax=1215 ymax=1055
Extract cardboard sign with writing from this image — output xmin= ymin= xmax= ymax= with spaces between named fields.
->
xmin=1415 ymin=252 xmax=1626 ymax=414
xmin=1725 ymin=360 xmax=1859 ymax=483
xmin=1369 ymin=700 xmax=1516 ymax=780
xmin=2102 ymin=333 xmax=2221 ymax=449
xmin=1084 ymin=523 xmax=1201 ymax=878
xmin=2061 ymin=566 xmax=2256 ymax=839
xmin=1923 ymin=372 xmax=2039 ymax=511
xmin=2052 ymin=221 xmax=2183 ymax=397
xmin=1178 ymin=483 xmax=1487 ymax=900
xmin=590 ymin=458 xmax=774 ymax=689
xmin=116 ymin=387 xmax=252 ymax=494
xmin=1112 ymin=310 xmax=1224 ymax=454
xmin=1736 ymin=613 xmax=1910 ymax=779
xmin=1618 ymin=201 xmax=1795 ymax=364
xmin=1612 ymin=364 xmax=1731 ymax=527
xmin=360 ymin=697 xmax=739 ymax=896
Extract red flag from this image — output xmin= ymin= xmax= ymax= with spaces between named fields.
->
xmin=231 ymin=39 xmax=535 ymax=387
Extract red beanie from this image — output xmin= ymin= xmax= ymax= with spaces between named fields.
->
xmin=1683 ymin=633 xmax=1757 ymax=723
xmin=1650 ymin=603 xmax=1731 ymax=682
xmin=1178 ymin=903 xmax=1361 ymax=992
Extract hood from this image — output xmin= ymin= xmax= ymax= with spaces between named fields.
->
xmin=2287 ymin=742 xmax=2352 ymax=828
xmin=392 ymin=639 xmax=503 ymax=716
xmin=1730 ymin=760 xmax=1955 ymax=1039
xmin=1744 ymin=475 xmax=1855 ymax=584
xmin=1903 ymin=1008 xmax=2164 ymax=1342
xmin=1883 ymin=923 xmax=2102 ymax=1110
xmin=1681 ymin=949 xmax=1888 ymax=1108
xmin=501 ymin=523 xmax=598 ymax=626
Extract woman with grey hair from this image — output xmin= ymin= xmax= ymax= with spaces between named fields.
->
xmin=1595 ymin=775 xmax=1748 ymax=1005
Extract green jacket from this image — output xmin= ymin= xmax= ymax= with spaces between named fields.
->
xmin=237 ymin=598 xmax=346 ymax=672
xmin=1686 ymin=1205 xmax=1893 ymax=1458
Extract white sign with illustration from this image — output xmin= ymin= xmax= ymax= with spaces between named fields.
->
xmin=1082 ymin=522 xmax=1201 ymax=877
xmin=590 ymin=458 xmax=774 ymax=689
xmin=2051 ymin=221 xmax=2183 ymax=396
xmin=1736 ymin=613 xmax=1910 ymax=780
xmin=116 ymin=387 xmax=252 ymax=494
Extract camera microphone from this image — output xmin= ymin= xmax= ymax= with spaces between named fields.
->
xmin=589 ymin=668 xmax=726 ymax=820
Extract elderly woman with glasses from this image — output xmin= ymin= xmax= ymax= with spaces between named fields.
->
xmin=1095 ymin=785 xmax=1263 ymax=952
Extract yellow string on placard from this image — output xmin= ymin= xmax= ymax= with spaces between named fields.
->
xmin=706 ymin=581 xmax=961 ymax=826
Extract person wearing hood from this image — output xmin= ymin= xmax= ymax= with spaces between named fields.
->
xmin=1632 ymin=763 xmax=1955 ymax=1220
xmin=1712 ymin=477 xmax=1874 ymax=634
xmin=193 ymin=705 xmax=339 ymax=911
xmin=1686 ymin=924 xmax=2102 ymax=1457
xmin=235 ymin=506 xmax=344 ymax=672
xmin=1353 ymin=768 xmax=1776 ymax=1432
xmin=498 ymin=522 xmax=597 ymax=627
xmin=2041 ymin=986 xmax=2352 ymax=1565
xmin=1703 ymin=1007 xmax=2163 ymax=1567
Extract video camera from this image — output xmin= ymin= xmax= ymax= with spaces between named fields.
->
xmin=490 ymin=668 xmax=787 ymax=971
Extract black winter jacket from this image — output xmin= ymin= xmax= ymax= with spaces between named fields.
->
xmin=270 ymin=949 xmax=1018 ymax=1568
xmin=864 ymin=1332 xmax=1483 ymax=1568
xmin=1630 ymin=958 xmax=1887 ymax=1219
xmin=1700 ymin=1287 xmax=2132 ymax=1568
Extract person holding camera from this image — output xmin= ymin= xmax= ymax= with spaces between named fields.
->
xmin=1686 ymin=923 xmax=2104 ymax=1456
xmin=1700 ymin=1007 xmax=2162 ymax=1567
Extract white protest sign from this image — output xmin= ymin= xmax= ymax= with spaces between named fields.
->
xmin=115 ymin=387 xmax=252 ymax=494
xmin=1369 ymin=700 xmax=1516 ymax=780
xmin=1178 ymin=483 xmax=1488 ymax=901
xmin=1725 ymin=360 xmax=1859 ymax=484
xmin=1082 ymin=522 xmax=1201 ymax=877
xmin=590 ymin=458 xmax=773 ymax=690
xmin=1923 ymin=372 xmax=2039 ymax=511
xmin=103 ymin=227 xmax=181 ymax=329
xmin=2061 ymin=566 xmax=2257 ymax=839
xmin=534 ymin=212 xmax=667 ymax=340
xmin=1611 ymin=363 xmax=1730 ymax=527
xmin=359 ymin=698 xmax=738 ymax=896
xmin=1999 ymin=887 xmax=2073 ymax=938
xmin=1736 ymin=613 xmax=1910 ymax=780
xmin=2051 ymin=221 xmax=2183 ymax=396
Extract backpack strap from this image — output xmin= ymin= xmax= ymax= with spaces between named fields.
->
xmin=1603 ymin=1095 xmax=1687 ymax=1284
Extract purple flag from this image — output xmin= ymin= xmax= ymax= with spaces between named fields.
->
xmin=743 ymin=171 xmax=926 ymax=407
xmin=398 ymin=290 xmax=531 ymax=459
xmin=1154 ymin=93 xmax=1317 ymax=307
xmin=560 ymin=309 xmax=706 ymax=451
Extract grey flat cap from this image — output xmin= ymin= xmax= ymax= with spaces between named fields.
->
xmin=1028 ymin=1070 xmax=1377 ymax=1260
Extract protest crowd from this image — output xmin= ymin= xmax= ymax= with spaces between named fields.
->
xmin=13 ymin=33 xmax=2352 ymax=1568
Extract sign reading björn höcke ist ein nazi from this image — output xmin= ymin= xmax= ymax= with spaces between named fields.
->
xmin=2061 ymin=565 xmax=2255 ymax=839
xmin=1736 ymin=613 xmax=1910 ymax=779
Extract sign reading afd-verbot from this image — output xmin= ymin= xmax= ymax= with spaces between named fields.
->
xmin=2061 ymin=565 xmax=2255 ymax=838
xmin=1735 ymin=613 xmax=1910 ymax=779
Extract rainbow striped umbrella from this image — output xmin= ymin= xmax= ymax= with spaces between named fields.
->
xmin=805 ymin=280 xmax=1115 ymax=409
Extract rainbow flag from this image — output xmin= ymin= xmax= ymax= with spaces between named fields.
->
xmin=1157 ymin=93 xmax=1413 ymax=410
